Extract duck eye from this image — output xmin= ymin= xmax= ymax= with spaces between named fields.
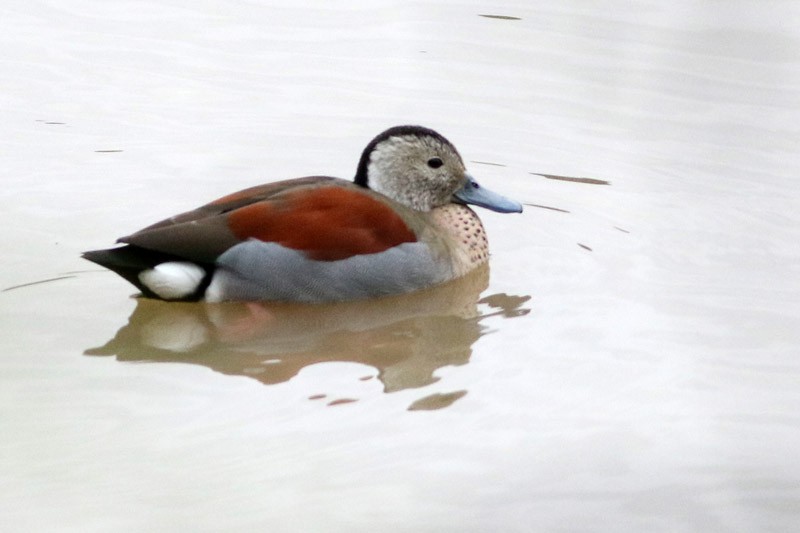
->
xmin=427 ymin=157 xmax=444 ymax=169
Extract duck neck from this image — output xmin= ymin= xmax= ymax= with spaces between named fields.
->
xmin=429 ymin=204 xmax=489 ymax=278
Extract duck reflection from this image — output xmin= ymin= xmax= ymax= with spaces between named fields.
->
xmin=86 ymin=265 xmax=530 ymax=409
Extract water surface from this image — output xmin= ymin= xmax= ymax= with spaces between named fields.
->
xmin=2 ymin=1 xmax=799 ymax=531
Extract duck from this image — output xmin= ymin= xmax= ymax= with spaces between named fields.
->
xmin=82 ymin=125 xmax=522 ymax=302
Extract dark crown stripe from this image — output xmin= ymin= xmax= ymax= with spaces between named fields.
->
xmin=353 ymin=125 xmax=456 ymax=188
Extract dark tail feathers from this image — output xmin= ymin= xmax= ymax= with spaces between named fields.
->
xmin=82 ymin=245 xmax=209 ymax=300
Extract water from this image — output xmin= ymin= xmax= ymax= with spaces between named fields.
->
xmin=2 ymin=1 xmax=799 ymax=531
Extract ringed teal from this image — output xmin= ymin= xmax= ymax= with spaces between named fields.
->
xmin=83 ymin=125 xmax=522 ymax=302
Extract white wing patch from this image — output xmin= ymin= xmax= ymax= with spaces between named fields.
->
xmin=138 ymin=261 xmax=205 ymax=300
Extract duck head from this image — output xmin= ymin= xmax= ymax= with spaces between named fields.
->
xmin=354 ymin=125 xmax=523 ymax=213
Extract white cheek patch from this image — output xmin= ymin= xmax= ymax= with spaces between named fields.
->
xmin=138 ymin=261 xmax=206 ymax=300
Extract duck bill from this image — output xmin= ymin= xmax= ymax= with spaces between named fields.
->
xmin=453 ymin=174 xmax=523 ymax=213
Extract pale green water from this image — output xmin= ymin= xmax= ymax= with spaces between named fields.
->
xmin=2 ymin=1 xmax=799 ymax=531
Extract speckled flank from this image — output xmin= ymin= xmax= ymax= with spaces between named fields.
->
xmin=429 ymin=204 xmax=489 ymax=277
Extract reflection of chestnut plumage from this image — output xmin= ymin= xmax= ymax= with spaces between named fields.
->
xmin=86 ymin=266 xmax=531 ymax=409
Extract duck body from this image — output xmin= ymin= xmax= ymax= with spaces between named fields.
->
xmin=83 ymin=126 xmax=522 ymax=302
